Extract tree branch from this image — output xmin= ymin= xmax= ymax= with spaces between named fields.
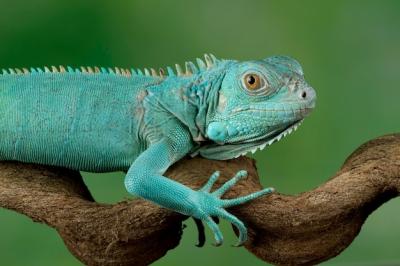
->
xmin=0 ymin=134 xmax=399 ymax=265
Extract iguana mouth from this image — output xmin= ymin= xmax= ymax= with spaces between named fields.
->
xmin=232 ymin=119 xmax=304 ymax=158
xmin=192 ymin=119 xmax=304 ymax=160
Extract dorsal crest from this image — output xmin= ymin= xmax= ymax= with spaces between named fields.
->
xmin=0 ymin=53 xmax=221 ymax=79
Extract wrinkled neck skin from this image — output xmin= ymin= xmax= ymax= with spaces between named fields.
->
xmin=145 ymin=61 xmax=231 ymax=146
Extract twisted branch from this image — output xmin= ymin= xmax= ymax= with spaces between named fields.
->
xmin=0 ymin=134 xmax=399 ymax=265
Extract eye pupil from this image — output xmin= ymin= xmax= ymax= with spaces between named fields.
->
xmin=247 ymin=75 xmax=256 ymax=85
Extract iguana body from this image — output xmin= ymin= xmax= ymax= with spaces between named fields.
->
xmin=0 ymin=54 xmax=316 ymax=245
xmin=0 ymin=69 xmax=150 ymax=171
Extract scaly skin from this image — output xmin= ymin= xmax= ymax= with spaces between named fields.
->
xmin=0 ymin=54 xmax=316 ymax=246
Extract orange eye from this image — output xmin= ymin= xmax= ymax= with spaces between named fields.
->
xmin=243 ymin=73 xmax=263 ymax=90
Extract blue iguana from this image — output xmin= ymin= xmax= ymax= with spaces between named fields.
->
xmin=0 ymin=54 xmax=316 ymax=246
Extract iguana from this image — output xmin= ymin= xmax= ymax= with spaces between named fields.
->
xmin=0 ymin=54 xmax=316 ymax=246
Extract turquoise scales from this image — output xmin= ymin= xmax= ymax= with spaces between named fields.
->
xmin=0 ymin=54 xmax=316 ymax=246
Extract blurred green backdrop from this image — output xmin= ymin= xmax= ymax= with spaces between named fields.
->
xmin=0 ymin=0 xmax=399 ymax=265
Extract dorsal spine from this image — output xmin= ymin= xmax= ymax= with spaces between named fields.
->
xmin=0 ymin=53 xmax=221 ymax=79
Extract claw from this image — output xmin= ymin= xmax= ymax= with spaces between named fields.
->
xmin=232 ymin=242 xmax=244 ymax=247
xmin=193 ymin=218 xmax=206 ymax=247
xmin=204 ymin=216 xmax=223 ymax=246
xmin=219 ymin=209 xmax=247 ymax=246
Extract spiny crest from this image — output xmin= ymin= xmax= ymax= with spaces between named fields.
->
xmin=0 ymin=53 xmax=220 ymax=79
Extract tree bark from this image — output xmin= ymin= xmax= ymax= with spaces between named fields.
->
xmin=0 ymin=133 xmax=399 ymax=266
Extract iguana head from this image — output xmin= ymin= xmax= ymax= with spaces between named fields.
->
xmin=196 ymin=55 xmax=316 ymax=160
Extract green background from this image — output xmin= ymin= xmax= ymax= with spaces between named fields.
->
xmin=0 ymin=0 xmax=399 ymax=265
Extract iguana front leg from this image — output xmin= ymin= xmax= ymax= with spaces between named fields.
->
xmin=124 ymin=124 xmax=274 ymax=246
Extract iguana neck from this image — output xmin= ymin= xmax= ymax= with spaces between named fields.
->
xmin=146 ymin=65 xmax=228 ymax=143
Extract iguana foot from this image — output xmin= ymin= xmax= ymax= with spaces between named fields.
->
xmin=192 ymin=170 xmax=274 ymax=246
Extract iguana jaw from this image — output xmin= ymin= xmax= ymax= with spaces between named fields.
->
xmin=192 ymin=119 xmax=303 ymax=160
xmin=232 ymin=119 xmax=303 ymax=158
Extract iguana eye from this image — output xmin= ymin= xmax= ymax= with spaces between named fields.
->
xmin=241 ymin=72 xmax=270 ymax=96
xmin=243 ymin=73 xmax=263 ymax=90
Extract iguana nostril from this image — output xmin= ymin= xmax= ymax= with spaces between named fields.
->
xmin=301 ymin=91 xmax=307 ymax=99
